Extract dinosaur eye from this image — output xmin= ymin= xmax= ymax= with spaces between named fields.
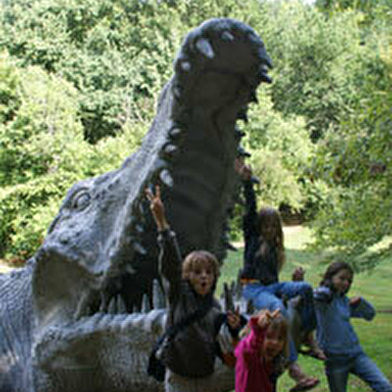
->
xmin=72 ymin=191 xmax=91 ymax=210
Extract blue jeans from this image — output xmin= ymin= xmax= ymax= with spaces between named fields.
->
xmin=243 ymin=281 xmax=317 ymax=362
xmin=326 ymin=352 xmax=392 ymax=392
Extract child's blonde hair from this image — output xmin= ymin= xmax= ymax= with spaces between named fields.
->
xmin=182 ymin=250 xmax=220 ymax=281
xmin=240 ymin=309 xmax=289 ymax=358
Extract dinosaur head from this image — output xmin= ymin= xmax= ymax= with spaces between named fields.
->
xmin=30 ymin=18 xmax=272 ymax=392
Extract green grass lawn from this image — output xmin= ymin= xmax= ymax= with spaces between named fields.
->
xmin=218 ymin=226 xmax=392 ymax=392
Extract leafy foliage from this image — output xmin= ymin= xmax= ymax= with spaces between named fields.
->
xmin=0 ymin=0 xmax=183 ymax=142
xmin=310 ymin=47 xmax=392 ymax=267
xmin=0 ymin=54 xmax=92 ymax=259
xmin=261 ymin=4 xmax=377 ymax=141
xmin=0 ymin=53 xmax=147 ymax=260
xmin=0 ymin=0 xmax=390 ymax=270
xmin=243 ymin=93 xmax=315 ymax=210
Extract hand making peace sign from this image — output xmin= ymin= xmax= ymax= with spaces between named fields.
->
xmin=145 ymin=185 xmax=169 ymax=231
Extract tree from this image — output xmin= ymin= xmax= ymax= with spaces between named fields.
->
xmin=308 ymin=9 xmax=392 ymax=267
xmin=243 ymin=92 xmax=315 ymax=211
xmin=0 ymin=0 xmax=183 ymax=142
xmin=0 ymin=0 xmax=390 ymax=270
xmin=0 ymin=53 xmax=92 ymax=260
xmin=0 ymin=52 xmax=149 ymax=261
xmin=310 ymin=57 xmax=392 ymax=268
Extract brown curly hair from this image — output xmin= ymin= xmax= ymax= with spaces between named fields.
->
xmin=182 ymin=250 xmax=220 ymax=282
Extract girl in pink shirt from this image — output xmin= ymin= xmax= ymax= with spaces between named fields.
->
xmin=235 ymin=310 xmax=289 ymax=392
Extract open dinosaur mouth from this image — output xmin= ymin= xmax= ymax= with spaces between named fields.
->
xmin=33 ymin=17 xmax=272 ymax=340
xmin=26 ymin=19 xmax=272 ymax=392
xmin=80 ymin=18 xmax=271 ymax=319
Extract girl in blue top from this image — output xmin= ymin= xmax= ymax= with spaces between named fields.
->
xmin=314 ymin=261 xmax=392 ymax=392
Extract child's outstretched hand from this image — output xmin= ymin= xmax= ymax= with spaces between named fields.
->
xmin=292 ymin=267 xmax=305 ymax=281
xmin=255 ymin=309 xmax=280 ymax=329
xmin=259 ymin=309 xmax=280 ymax=329
xmin=145 ymin=185 xmax=169 ymax=231
xmin=350 ymin=296 xmax=361 ymax=307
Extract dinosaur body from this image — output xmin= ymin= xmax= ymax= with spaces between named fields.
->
xmin=0 ymin=18 xmax=272 ymax=392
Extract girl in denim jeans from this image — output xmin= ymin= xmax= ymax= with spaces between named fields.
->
xmin=235 ymin=159 xmax=323 ymax=392
xmin=314 ymin=261 xmax=392 ymax=392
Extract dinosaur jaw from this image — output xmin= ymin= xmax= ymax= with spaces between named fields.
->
xmin=32 ymin=310 xmax=167 ymax=392
xmin=32 ymin=309 xmax=235 ymax=392
xmin=33 ymin=17 xmax=272 ymax=329
xmin=30 ymin=18 xmax=271 ymax=392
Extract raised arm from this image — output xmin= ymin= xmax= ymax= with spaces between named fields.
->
xmin=235 ymin=158 xmax=257 ymax=240
xmin=146 ymin=185 xmax=182 ymax=303
xmin=145 ymin=185 xmax=169 ymax=231
xmin=236 ymin=310 xmax=279 ymax=359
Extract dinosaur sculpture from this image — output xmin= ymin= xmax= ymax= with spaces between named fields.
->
xmin=0 ymin=18 xmax=272 ymax=392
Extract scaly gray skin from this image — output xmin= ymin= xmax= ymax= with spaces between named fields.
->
xmin=0 ymin=18 xmax=272 ymax=392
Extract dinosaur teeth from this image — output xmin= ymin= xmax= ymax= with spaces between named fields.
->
xmin=195 ymin=38 xmax=215 ymax=59
xmin=249 ymin=34 xmax=273 ymax=67
xmin=235 ymin=127 xmax=246 ymax=140
xmin=117 ymin=296 xmax=127 ymax=314
xmin=133 ymin=242 xmax=147 ymax=256
xmin=257 ymin=68 xmax=273 ymax=84
xmin=99 ymin=299 xmax=107 ymax=313
xmin=125 ymin=264 xmax=135 ymax=274
xmin=152 ymin=280 xmax=166 ymax=309
xmin=225 ymin=242 xmax=237 ymax=252
xmin=141 ymin=294 xmax=151 ymax=313
xmin=108 ymin=297 xmax=117 ymax=314
xmin=221 ymin=31 xmax=234 ymax=42
xmin=159 ymin=169 xmax=174 ymax=187
xmin=161 ymin=143 xmax=179 ymax=159
xmin=257 ymin=47 xmax=273 ymax=69
xmin=135 ymin=224 xmax=144 ymax=233
xmin=168 ymin=127 xmax=182 ymax=140
xmin=237 ymin=107 xmax=249 ymax=123
xmin=138 ymin=202 xmax=146 ymax=216
xmin=173 ymin=84 xmax=182 ymax=99
xmin=108 ymin=296 xmax=127 ymax=314
xmin=249 ymin=90 xmax=258 ymax=104
xmin=260 ymin=64 xmax=270 ymax=73
xmin=180 ymin=61 xmax=191 ymax=72
xmin=237 ymin=146 xmax=251 ymax=158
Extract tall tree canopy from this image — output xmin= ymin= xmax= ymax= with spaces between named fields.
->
xmin=0 ymin=0 xmax=390 ymax=268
